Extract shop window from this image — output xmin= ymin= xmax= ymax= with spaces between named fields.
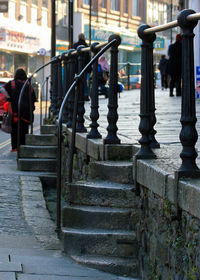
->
xmin=132 ymin=0 xmax=138 ymax=16
xmin=124 ymin=0 xmax=128 ymax=13
xmin=0 ymin=52 xmax=13 ymax=77
xmin=111 ymin=0 xmax=119 ymax=11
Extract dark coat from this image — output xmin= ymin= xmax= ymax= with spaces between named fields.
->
xmin=167 ymin=41 xmax=182 ymax=76
xmin=158 ymin=57 xmax=168 ymax=75
xmin=4 ymin=79 xmax=36 ymax=122
xmin=73 ymin=39 xmax=91 ymax=73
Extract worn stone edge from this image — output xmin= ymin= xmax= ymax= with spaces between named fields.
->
xmin=19 ymin=175 xmax=61 ymax=250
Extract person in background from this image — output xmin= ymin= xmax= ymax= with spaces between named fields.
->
xmin=158 ymin=55 xmax=168 ymax=90
xmin=73 ymin=33 xmax=91 ymax=101
xmin=167 ymin=34 xmax=182 ymax=97
xmin=3 ymin=68 xmax=36 ymax=152
xmin=98 ymin=55 xmax=110 ymax=83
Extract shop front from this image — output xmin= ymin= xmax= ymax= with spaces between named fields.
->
xmin=0 ymin=24 xmax=51 ymax=83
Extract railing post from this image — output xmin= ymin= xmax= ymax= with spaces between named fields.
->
xmin=104 ymin=34 xmax=121 ymax=144
xmin=136 ymin=25 xmax=157 ymax=158
xmin=63 ymin=50 xmax=76 ymax=126
xmin=50 ymin=58 xmax=59 ymax=116
xmin=177 ymin=9 xmax=199 ymax=174
xmin=87 ymin=42 xmax=102 ymax=139
xmin=127 ymin=62 xmax=130 ymax=90
xmin=76 ymin=45 xmax=87 ymax=132
xmin=57 ymin=57 xmax=63 ymax=111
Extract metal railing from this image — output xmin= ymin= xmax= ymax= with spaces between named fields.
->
xmin=56 ymin=34 xmax=121 ymax=232
xmin=134 ymin=9 xmax=200 ymax=207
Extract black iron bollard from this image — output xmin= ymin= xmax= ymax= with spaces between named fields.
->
xmin=87 ymin=43 xmax=102 ymax=139
xmin=50 ymin=58 xmax=59 ymax=116
xmin=104 ymin=34 xmax=121 ymax=144
xmin=136 ymin=25 xmax=157 ymax=158
xmin=62 ymin=50 xmax=76 ymax=127
xmin=76 ymin=45 xmax=87 ymax=132
xmin=177 ymin=9 xmax=199 ymax=173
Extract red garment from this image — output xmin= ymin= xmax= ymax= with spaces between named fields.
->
xmin=3 ymin=102 xmax=18 ymax=123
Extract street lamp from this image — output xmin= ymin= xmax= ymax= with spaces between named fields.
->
xmin=89 ymin=0 xmax=92 ymax=45
xmin=68 ymin=0 xmax=73 ymax=49
xmin=51 ymin=0 xmax=56 ymax=58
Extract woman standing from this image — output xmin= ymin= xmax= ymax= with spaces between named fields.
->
xmin=3 ymin=68 xmax=36 ymax=152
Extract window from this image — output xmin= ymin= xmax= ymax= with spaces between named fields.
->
xmin=101 ymin=0 xmax=106 ymax=8
xmin=83 ymin=0 xmax=89 ymax=4
xmin=132 ymin=0 xmax=138 ymax=16
xmin=8 ymin=0 xmax=16 ymax=20
xmin=124 ymin=0 xmax=128 ymax=13
xmin=31 ymin=6 xmax=37 ymax=24
xmin=32 ymin=0 xmax=38 ymax=5
xmin=62 ymin=3 xmax=67 ymax=27
xmin=42 ymin=9 xmax=48 ymax=26
xmin=111 ymin=0 xmax=119 ymax=11
xmin=19 ymin=3 xmax=27 ymax=22
xmin=42 ymin=0 xmax=48 ymax=8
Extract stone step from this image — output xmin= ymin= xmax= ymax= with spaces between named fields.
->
xmin=19 ymin=145 xmax=57 ymax=159
xmin=70 ymin=255 xmax=139 ymax=277
xmin=65 ymin=180 xmax=136 ymax=208
xmin=40 ymin=124 xmax=57 ymax=135
xmin=25 ymin=134 xmax=57 ymax=146
xmin=18 ymin=158 xmax=57 ymax=172
xmin=62 ymin=227 xmax=137 ymax=258
xmin=62 ymin=205 xmax=133 ymax=230
xmin=88 ymin=161 xmax=133 ymax=184
xmin=104 ymin=144 xmax=134 ymax=160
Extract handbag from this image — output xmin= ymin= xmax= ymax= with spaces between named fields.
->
xmin=1 ymin=104 xmax=13 ymax=134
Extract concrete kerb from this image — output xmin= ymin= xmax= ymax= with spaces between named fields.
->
xmin=20 ymin=175 xmax=61 ymax=250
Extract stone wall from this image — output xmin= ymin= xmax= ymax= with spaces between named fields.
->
xmin=136 ymin=185 xmax=200 ymax=279
xmin=62 ymin=131 xmax=200 ymax=279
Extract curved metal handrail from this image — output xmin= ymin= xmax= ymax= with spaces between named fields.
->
xmin=17 ymin=56 xmax=58 ymax=157
xmin=56 ymin=37 xmax=119 ymax=232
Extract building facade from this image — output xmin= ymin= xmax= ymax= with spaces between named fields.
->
xmin=0 ymin=0 xmax=68 ymax=84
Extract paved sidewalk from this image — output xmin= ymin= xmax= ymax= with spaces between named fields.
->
xmin=0 ymin=151 xmax=139 ymax=280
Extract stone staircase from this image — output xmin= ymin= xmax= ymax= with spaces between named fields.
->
xmin=61 ymin=158 xmax=140 ymax=277
xmin=18 ymin=125 xmax=57 ymax=172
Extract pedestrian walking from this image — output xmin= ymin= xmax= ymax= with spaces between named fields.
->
xmin=167 ymin=33 xmax=182 ymax=97
xmin=2 ymin=68 xmax=36 ymax=152
xmin=158 ymin=55 xmax=168 ymax=90
xmin=73 ymin=33 xmax=91 ymax=101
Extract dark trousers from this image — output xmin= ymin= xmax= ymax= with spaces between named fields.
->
xmin=11 ymin=121 xmax=29 ymax=149
xmin=161 ymin=73 xmax=168 ymax=89
xmin=169 ymin=74 xmax=181 ymax=96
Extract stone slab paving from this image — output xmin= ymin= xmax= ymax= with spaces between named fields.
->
xmin=0 ymin=149 xmax=139 ymax=279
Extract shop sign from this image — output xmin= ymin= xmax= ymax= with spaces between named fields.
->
xmin=0 ymin=0 xmax=8 ymax=13
xmin=0 ymin=27 xmax=40 ymax=53
xmin=56 ymin=44 xmax=68 ymax=54
xmin=84 ymin=25 xmax=139 ymax=47
xmin=136 ymin=36 xmax=165 ymax=50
